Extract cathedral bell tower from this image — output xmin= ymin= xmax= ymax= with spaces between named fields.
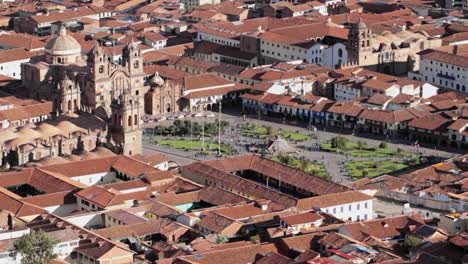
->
xmin=348 ymin=18 xmax=372 ymax=62
xmin=110 ymin=92 xmax=143 ymax=156
xmin=54 ymin=73 xmax=81 ymax=115
xmin=122 ymin=41 xmax=143 ymax=76
xmin=88 ymin=46 xmax=108 ymax=80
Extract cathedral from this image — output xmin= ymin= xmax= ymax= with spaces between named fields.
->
xmin=21 ymin=25 xmax=144 ymax=156
xmin=347 ymin=18 xmax=441 ymax=75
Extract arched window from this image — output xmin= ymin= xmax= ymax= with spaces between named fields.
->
xmin=338 ymin=48 xmax=343 ymax=57
xmin=67 ymin=100 xmax=71 ymax=111
xmin=134 ymin=114 xmax=138 ymax=125
xmin=128 ymin=116 xmax=132 ymax=127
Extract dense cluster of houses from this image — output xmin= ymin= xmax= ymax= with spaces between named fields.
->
xmin=0 ymin=0 xmax=466 ymax=262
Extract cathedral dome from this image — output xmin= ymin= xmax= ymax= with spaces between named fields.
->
xmin=45 ymin=26 xmax=81 ymax=56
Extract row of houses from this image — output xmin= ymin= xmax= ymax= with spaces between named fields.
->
xmin=241 ymin=90 xmax=468 ymax=148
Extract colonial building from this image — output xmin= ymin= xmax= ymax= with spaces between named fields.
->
xmin=347 ymin=19 xmax=441 ymax=75
xmin=409 ymin=44 xmax=468 ymax=93
xmin=144 ymin=72 xmax=184 ymax=115
xmin=21 ymin=25 xmax=145 ymax=156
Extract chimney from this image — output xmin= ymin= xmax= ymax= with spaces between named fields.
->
xmin=7 ymin=213 xmax=14 ymax=230
xmin=255 ymin=199 xmax=270 ymax=211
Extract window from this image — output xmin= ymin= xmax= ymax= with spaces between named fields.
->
xmin=349 ymin=204 xmax=352 ymax=211
xmin=364 ymin=202 xmax=367 ymax=209
xmin=357 ymin=203 xmax=360 ymax=210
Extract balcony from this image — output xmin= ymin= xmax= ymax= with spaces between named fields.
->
xmin=437 ymin=73 xmax=456 ymax=81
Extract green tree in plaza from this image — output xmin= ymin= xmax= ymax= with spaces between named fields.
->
xmin=265 ymin=126 xmax=274 ymax=137
xmin=331 ymin=136 xmax=348 ymax=152
xmin=396 ymin=147 xmax=404 ymax=157
xmin=13 ymin=230 xmax=58 ymax=264
xmin=299 ymin=159 xmax=309 ymax=172
xmin=357 ymin=140 xmax=364 ymax=151
xmin=361 ymin=169 xmax=369 ymax=178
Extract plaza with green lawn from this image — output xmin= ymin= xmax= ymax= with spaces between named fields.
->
xmin=155 ymin=139 xmax=235 ymax=155
xmin=271 ymin=155 xmax=330 ymax=179
xmin=320 ymin=137 xmax=419 ymax=159
xmin=242 ymin=123 xmax=313 ymax=141
xmin=344 ymin=160 xmax=410 ymax=179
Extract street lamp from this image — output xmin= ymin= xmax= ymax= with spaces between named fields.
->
xmin=202 ymin=105 xmax=205 ymax=152
xmin=217 ymin=100 xmax=222 ymax=156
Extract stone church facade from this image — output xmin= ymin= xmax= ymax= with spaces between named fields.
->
xmin=21 ymin=25 xmax=144 ymax=156
xmin=144 ymin=73 xmax=184 ymax=116
xmin=347 ymin=19 xmax=441 ymax=76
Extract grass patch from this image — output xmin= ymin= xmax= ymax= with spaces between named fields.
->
xmin=320 ymin=142 xmax=419 ymax=159
xmin=344 ymin=160 xmax=409 ymax=179
xmin=156 ymin=139 xmax=234 ymax=155
xmin=271 ymin=155 xmax=330 ymax=180
xmin=242 ymin=123 xmax=313 ymax=141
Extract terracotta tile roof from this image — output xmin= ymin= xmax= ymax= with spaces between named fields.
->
xmin=281 ymin=211 xmax=323 ymax=226
xmin=181 ymin=161 xmax=298 ymax=207
xmin=256 ymin=251 xmax=291 ymax=264
xmin=362 ymin=79 xmax=395 ymax=91
xmin=31 ymin=6 xmax=107 ymax=24
xmin=147 ymin=201 xmax=181 ymax=217
xmin=419 ymin=45 xmax=468 ymax=68
xmin=20 ymin=190 xmax=76 ymax=207
xmin=193 ymin=16 xmax=311 ymax=40
xmin=208 ymin=202 xmax=282 ymax=220
xmin=347 ymin=175 xmax=410 ymax=191
xmin=327 ymin=101 xmax=364 ymax=117
xmin=365 ymin=94 xmax=392 ymax=105
xmin=183 ymin=73 xmax=233 ymax=90
xmin=169 ymin=56 xmax=217 ymax=72
xmin=75 ymin=185 xmax=151 ymax=208
xmin=0 ymin=187 xmax=45 ymax=217
xmin=296 ymin=190 xmax=373 ymax=211
xmin=0 ymin=48 xmax=41 ymax=64
xmin=111 ymin=156 xmax=160 ymax=177
xmin=407 ymin=114 xmax=452 ymax=131
xmin=95 ymin=218 xmax=189 ymax=239
xmin=400 ymin=159 xmax=464 ymax=185
xmin=341 ymin=214 xmax=425 ymax=241
xmin=198 ymin=186 xmax=248 ymax=205
xmin=197 ymin=212 xmax=242 ymax=234
xmin=274 ymin=232 xmax=325 ymax=255
xmin=0 ymin=102 xmax=52 ymax=122
xmin=103 ymin=179 xmax=149 ymax=191
xmin=176 ymin=244 xmax=270 ymax=264
xmin=143 ymin=65 xmax=188 ymax=80
xmin=184 ymin=84 xmax=248 ymax=99
xmin=448 ymin=118 xmax=468 ymax=131
xmin=390 ymin=93 xmax=417 ymax=104
xmin=103 ymin=209 xmax=147 ymax=225
xmin=154 ymin=190 xmax=201 ymax=206
xmin=202 ymin=155 xmax=349 ymax=196
xmin=142 ymin=170 xmax=174 ymax=183
xmin=260 ymin=23 xmax=348 ymax=47
xmin=28 ymin=212 xmax=134 ymax=261
xmin=359 ymin=108 xmax=426 ymax=124
xmin=449 ymin=232 xmax=468 ymax=248
xmin=0 ymin=33 xmax=45 ymax=50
